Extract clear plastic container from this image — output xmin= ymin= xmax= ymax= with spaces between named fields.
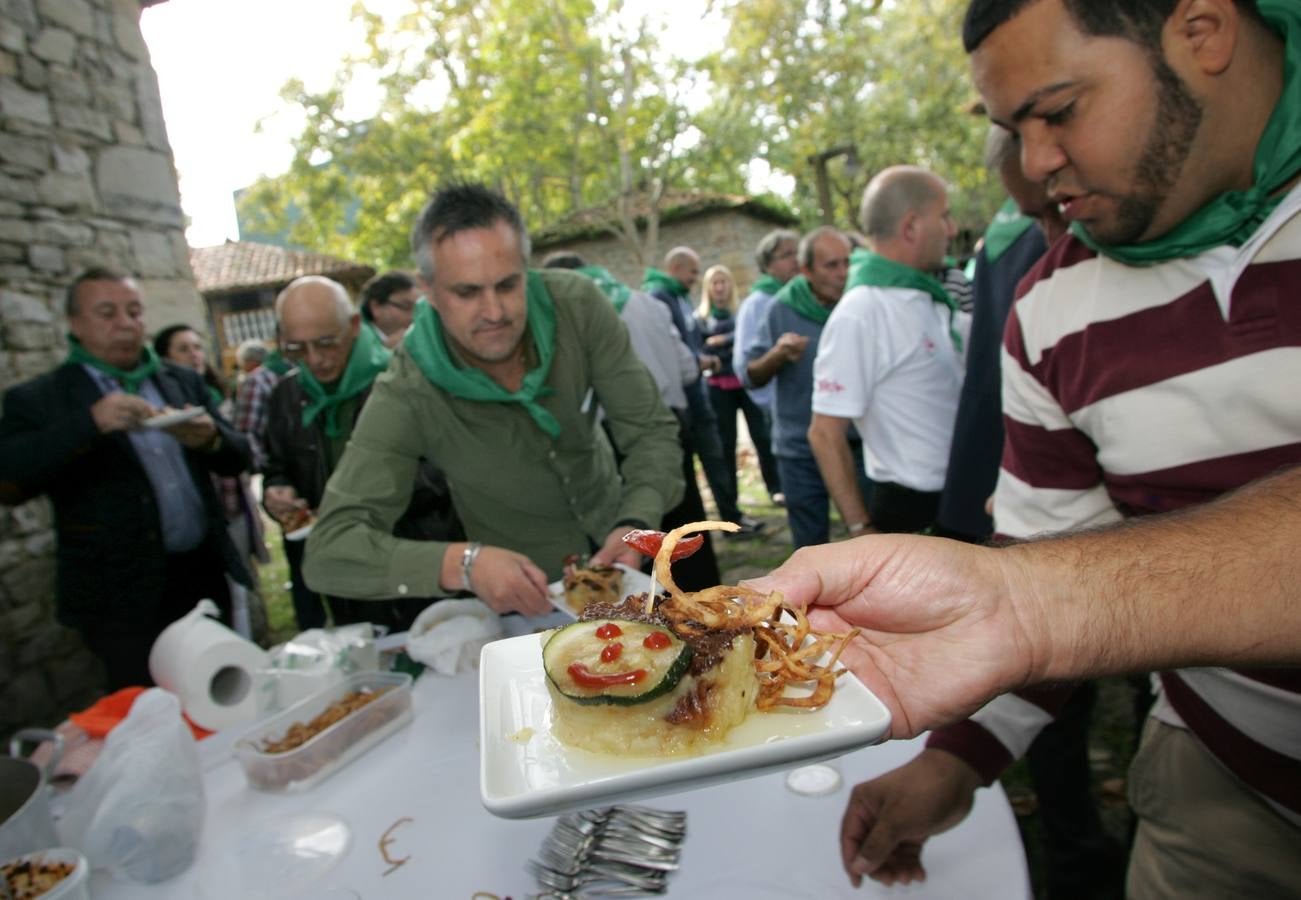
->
xmin=233 ymin=672 xmax=413 ymax=793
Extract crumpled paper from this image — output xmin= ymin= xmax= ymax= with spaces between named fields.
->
xmin=405 ymin=599 xmax=503 ymax=675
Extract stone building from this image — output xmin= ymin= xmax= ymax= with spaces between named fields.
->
xmin=530 ymin=193 xmax=801 ymax=296
xmin=0 ymin=0 xmax=201 ymax=735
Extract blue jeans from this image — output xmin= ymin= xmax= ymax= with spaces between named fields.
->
xmin=776 ymin=447 xmax=875 ymax=549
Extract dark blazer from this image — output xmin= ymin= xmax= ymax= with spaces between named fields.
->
xmin=262 ymin=371 xmax=462 ymax=544
xmin=0 ymin=361 xmax=253 ymax=631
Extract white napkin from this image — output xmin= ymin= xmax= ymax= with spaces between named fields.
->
xmin=405 ymin=599 xmax=504 ymax=675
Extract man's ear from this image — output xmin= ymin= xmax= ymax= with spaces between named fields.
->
xmin=348 ymin=312 xmax=362 ymax=338
xmin=1166 ymin=0 xmax=1239 ymax=77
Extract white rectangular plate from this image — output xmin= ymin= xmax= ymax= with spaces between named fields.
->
xmin=479 ymin=631 xmax=891 ymax=819
xmin=141 ymin=406 xmax=205 ymax=428
xmin=546 ymin=562 xmax=652 ymax=618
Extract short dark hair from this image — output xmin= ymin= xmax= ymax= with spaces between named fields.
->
xmin=542 ymin=251 xmax=586 ymax=269
xmin=152 ymin=323 xmax=197 ymax=360
xmin=65 ymin=265 xmax=132 ymax=317
xmin=361 ymin=270 xmax=417 ymax=314
xmin=410 ymin=181 xmax=531 ymax=281
xmin=963 ymin=0 xmax=1262 ymax=54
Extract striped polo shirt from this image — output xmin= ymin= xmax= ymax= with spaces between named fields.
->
xmin=928 ymin=186 xmax=1301 ymax=825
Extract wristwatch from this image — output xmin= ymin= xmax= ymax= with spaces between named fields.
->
xmin=848 ymin=521 xmax=871 ymax=535
xmin=461 ymin=542 xmax=483 ymax=592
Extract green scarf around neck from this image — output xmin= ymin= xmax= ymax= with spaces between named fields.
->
xmin=709 ymin=305 xmax=731 ymax=320
xmin=264 ymin=349 xmax=292 ymax=376
xmin=577 ymin=266 xmax=631 ymax=313
xmin=750 ymin=273 xmax=784 ymax=296
xmin=404 ymin=270 xmax=561 ymax=439
xmin=775 ymin=275 xmax=833 ymax=325
xmin=983 ymin=199 xmax=1037 ymax=264
xmin=847 ymin=251 xmax=964 ymax=353
xmin=641 ymin=268 xmax=688 ymax=299
xmin=1075 ymin=0 xmax=1301 ymax=264
xmin=64 ymin=335 xmax=160 ymax=394
xmin=297 ymin=321 xmax=391 ymax=439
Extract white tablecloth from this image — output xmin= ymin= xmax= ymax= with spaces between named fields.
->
xmin=91 ymin=616 xmax=1031 ymax=899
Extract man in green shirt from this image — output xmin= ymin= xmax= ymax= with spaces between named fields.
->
xmin=304 ymin=183 xmax=683 ymax=616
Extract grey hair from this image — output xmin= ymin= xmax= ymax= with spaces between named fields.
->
xmin=410 ymin=181 xmax=531 ymax=282
xmin=859 ymin=166 xmax=946 ymax=240
xmin=797 ymin=226 xmax=847 ymax=269
xmin=236 ymin=338 xmax=269 ymax=367
xmin=754 ymin=229 xmax=799 ymax=272
xmin=274 ymin=275 xmax=354 ymax=327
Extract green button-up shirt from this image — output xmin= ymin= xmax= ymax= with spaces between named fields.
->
xmin=303 ymin=269 xmax=683 ymax=598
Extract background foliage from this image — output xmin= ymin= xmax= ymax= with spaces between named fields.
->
xmin=236 ymin=0 xmax=1002 ymax=270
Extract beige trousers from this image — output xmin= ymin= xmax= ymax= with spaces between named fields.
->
xmin=1127 ymin=717 xmax=1301 ymax=900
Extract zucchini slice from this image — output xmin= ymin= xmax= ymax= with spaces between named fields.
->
xmin=543 ymin=618 xmax=692 ymax=706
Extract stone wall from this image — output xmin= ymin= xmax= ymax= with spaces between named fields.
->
xmin=531 ymin=209 xmax=796 ymax=299
xmin=0 ymin=0 xmax=204 ymax=736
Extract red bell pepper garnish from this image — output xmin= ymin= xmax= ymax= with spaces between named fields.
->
xmin=567 ymin=662 xmax=646 ymax=688
xmin=621 ymin=529 xmax=704 ymax=561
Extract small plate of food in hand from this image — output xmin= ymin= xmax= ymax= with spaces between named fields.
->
xmin=140 ymin=405 xmax=206 ymax=429
xmin=548 ymin=556 xmax=651 ymax=618
xmin=282 ymin=507 xmax=316 ymax=541
xmin=479 ymin=521 xmax=891 ymax=819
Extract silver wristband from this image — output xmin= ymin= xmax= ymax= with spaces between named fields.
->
xmin=461 ymin=542 xmax=483 ymax=593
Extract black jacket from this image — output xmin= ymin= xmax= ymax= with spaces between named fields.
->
xmin=0 ymin=361 xmax=253 ymax=630
xmin=262 ymin=371 xmax=462 ymax=544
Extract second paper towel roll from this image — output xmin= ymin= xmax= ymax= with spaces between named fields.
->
xmin=149 ymin=599 xmax=270 ymax=731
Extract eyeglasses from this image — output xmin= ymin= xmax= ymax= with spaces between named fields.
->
xmin=383 ymin=299 xmax=416 ymax=314
xmin=282 ymin=329 xmax=348 ymax=360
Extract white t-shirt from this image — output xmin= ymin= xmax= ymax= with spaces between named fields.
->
xmin=811 ymin=284 xmax=969 ymax=492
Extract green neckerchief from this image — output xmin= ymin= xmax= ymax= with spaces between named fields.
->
xmin=297 ymin=322 xmax=391 ymax=439
xmin=775 ymin=275 xmax=832 ymax=325
xmin=847 ymin=251 xmax=963 ymax=353
xmin=750 ymin=273 xmax=784 ymax=296
xmin=64 ymin=335 xmax=160 ymax=394
xmin=403 ymin=270 xmax=561 ymax=439
xmin=1075 ymin=0 xmax=1301 ymax=264
xmin=641 ymin=268 xmax=688 ymax=299
xmin=984 ymin=199 xmax=1037 ymax=264
xmin=577 ymin=265 xmax=631 ymax=313
xmin=709 ymin=305 xmax=731 ymax=320
xmin=264 ymin=349 xmax=292 ymax=376
xmin=206 ymin=385 xmax=223 ymax=408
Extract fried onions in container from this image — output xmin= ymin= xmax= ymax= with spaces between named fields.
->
xmin=650 ymin=520 xmax=860 ymax=711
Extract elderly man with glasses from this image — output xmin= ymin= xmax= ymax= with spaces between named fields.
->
xmin=262 ymin=275 xmax=462 ymax=631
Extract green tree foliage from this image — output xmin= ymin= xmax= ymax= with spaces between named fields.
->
xmin=698 ymin=0 xmax=1001 ymax=241
xmin=238 ymin=0 xmax=1002 ymax=267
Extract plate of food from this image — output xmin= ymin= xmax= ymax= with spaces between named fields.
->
xmin=548 ymin=558 xmax=650 ymax=618
xmin=480 ymin=522 xmax=891 ymax=819
xmin=140 ymin=405 xmax=205 ymax=429
xmin=282 ymin=507 xmax=316 ymax=541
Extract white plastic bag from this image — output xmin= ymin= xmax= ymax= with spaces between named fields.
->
xmin=57 ymin=688 xmax=205 ymax=883
xmin=406 ymin=599 xmax=503 ymax=674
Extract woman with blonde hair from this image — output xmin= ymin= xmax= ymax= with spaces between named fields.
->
xmin=697 ymin=265 xmax=779 ymax=525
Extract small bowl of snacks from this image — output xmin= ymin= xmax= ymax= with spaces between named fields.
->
xmin=1 ymin=847 xmax=89 ymax=900
xmin=233 ymin=672 xmax=414 ymax=793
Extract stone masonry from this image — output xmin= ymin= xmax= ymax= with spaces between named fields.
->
xmin=1 ymin=0 xmax=205 ymax=737
xmin=531 ymin=208 xmax=794 ymax=299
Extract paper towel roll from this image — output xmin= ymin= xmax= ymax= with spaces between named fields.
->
xmin=148 ymin=600 xmax=270 ymax=731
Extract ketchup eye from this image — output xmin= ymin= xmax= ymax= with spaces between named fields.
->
xmin=595 ymin=623 xmax=623 ymax=640
xmin=643 ymin=631 xmax=672 ymax=650
xmin=600 ymin=642 xmax=623 ymax=663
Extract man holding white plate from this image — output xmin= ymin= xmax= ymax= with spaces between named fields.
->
xmin=0 ymin=266 xmax=253 ymax=689
xmin=304 ymin=182 xmax=683 ymax=616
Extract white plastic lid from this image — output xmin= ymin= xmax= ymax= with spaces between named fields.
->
xmin=196 ymin=811 xmax=351 ymax=899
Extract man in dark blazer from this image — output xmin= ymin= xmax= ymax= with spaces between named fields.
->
xmin=0 ymin=267 xmax=253 ymax=689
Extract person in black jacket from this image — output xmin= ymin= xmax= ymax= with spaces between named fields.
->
xmin=262 ymin=276 xmax=462 ymax=632
xmin=0 ymin=267 xmax=254 ymax=689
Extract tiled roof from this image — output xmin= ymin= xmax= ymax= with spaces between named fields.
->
xmin=532 ymin=192 xmax=799 ymax=248
xmin=188 ymin=241 xmax=375 ymax=295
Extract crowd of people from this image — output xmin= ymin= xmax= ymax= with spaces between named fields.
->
xmin=0 ymin=0 xmax=1296 ymax=897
